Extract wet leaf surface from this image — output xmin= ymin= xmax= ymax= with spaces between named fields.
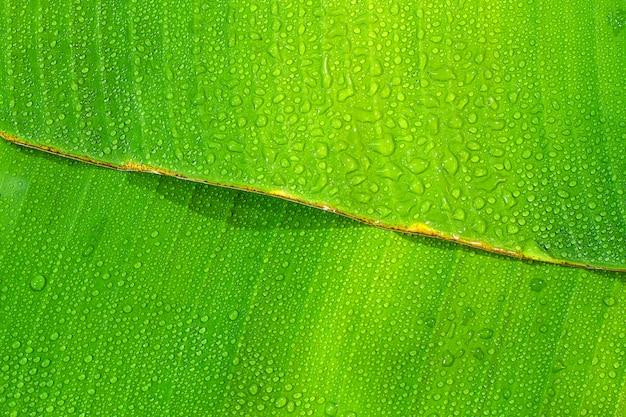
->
xmin=0 ymin=138 xmax=625 ymax=416
xmin=1 ymin=0 xmax=624 ymax=268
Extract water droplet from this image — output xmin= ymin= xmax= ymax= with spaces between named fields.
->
xmin=530 ymin=278 xmax=546 ymax=293
xmin=230 ymin=95 xmax=243 ymax=107
xmin=603 ymin=296 xmax=616 ymax=307
xmin=452 ymin=208 xmax=466 ymax=221
xmin=442 ymin=350 xmax=455 ymax=367
xmin=408 ymin=158 xmax=430 ymax=175
xmin=370 ymin=133 xmax=396 ymax=156
xmin=228 ymin=310 xmax=239 ymax=321
xmin=552 ymin=360 xmax=566 ymax=373
xmin=472 ymin=347 xmax=485 ymax=360
xmin=428 ymin=67 xmax=455 ymax=81
xmin=557 ymin=189 xmax=570 ymax=199
xmin=478 ymin=328 xmax=494 ymax=339
xmin=82 ymin=245 xmax=95 ymax=257
xmin=473 ymin=197 xmax=486 ymax=210
xmin=275 ymin=396 xmax=288 ymax=408
xmin=424 ymin=317 xmax=436 ymax=328
xmin=462 ymin=307 xmax=475 ymax=325
xmin=30 ymin=275 xmax=46 ymax=291
xmin=325 ymin=401 xmax=339 ymax=416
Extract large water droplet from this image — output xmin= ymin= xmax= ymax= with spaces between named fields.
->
xmin=442 ymin=350 xmax=455 ymax=367
xmin=530 ymin=278 xmax=546 ymax=293
xmin=30 ymin=275 xmax=46 ymax=291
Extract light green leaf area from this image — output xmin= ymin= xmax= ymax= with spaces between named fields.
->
xmin=2 ymin=138 xmax=626 ymax=416
xmin=1 ymin=0 xmax=625 ymax=269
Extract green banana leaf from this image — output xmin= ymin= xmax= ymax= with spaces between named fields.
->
xmin=1 ymin=137 xmax=626 ymax=416
xmin=1 ymin=0 xmax=625 ymax=269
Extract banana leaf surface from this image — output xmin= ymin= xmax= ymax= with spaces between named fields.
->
xmin=1 ymin=0 xmax=625 ymax=269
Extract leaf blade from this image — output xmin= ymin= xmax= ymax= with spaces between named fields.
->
xmin=1 ymin=0 xmax=624 ymax=269
xmin=1 ymin=140 xmax=625 ymax=415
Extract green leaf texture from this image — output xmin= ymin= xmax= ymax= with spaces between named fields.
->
xmin=1 ymin=0 xmax=625 ymax=269
xmin=1 ymin=139 xmax=626 ymax=416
